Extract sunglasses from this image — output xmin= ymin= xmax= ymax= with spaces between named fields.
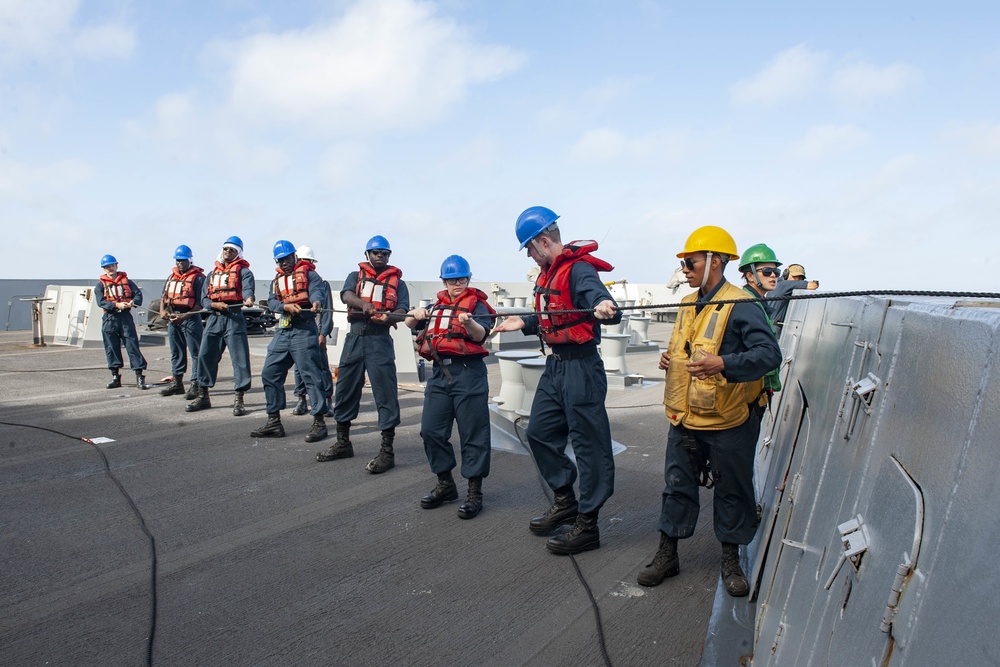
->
xmin=680 ymin=257 xmax=705 ymax=271
xmin=756 ymin=267 xmax=780 ymax=277
xmin=444 ymin=277 xmax=469 ymax=286
xmin=368 ymin=250 xmax=390 ymax=257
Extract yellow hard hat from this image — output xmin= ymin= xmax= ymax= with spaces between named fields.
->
xmin=677 ymin=225 xmax=741 ymax=261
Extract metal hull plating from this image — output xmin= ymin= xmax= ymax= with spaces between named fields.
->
xmin=750 ymin=295 xmax=1000 ymax=665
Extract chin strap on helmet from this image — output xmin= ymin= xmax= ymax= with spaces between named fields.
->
xmin=700 ymin=251 xmax=714 ymax=292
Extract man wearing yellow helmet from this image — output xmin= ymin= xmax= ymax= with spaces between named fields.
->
xmin=637 ymin=226 xmax=781 ymax=598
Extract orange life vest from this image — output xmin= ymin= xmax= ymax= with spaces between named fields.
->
xmin=207 ymin=259 xmax=250 ymax=304
xmin=163 ymin=265 xmax=204 ymax=310
xmin=417 ymin=288 xmax=495 ymax=360
xmin=99 ymin=272 xmax=134 ymax=311
xmin=350 ymin=263 xmax=402 ymax=321
xmin=534 ymin=241 xmax=613 ymax=346
xmin=273 ymin=260 xmax=315 ymax=306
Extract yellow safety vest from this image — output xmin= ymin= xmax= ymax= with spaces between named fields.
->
xmin=663 ymin=281 xmax=763 ymax=430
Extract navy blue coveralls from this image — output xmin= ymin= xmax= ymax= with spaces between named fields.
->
xmin=293 ymin=280 xmax=334 ymax=400
xmin=196 ymin=265 xmax=255 ymax=392
xmin=261 ymin=269 xmax=329 ymax=416
xmin=333 ymin=272 xmax=410 ymax=430
xmin=658 ymin=278 xmax=782 ymax=545
xmin=416 ymin=300 xmax=494 ymax=480
xmin=521 ymin=263 xmax=621 ymax=515
xmin=162 ymin=272 xmax=206 ymax=380
xmin=96 ymin=276 xmax=147 ymax=373
xmin=765 ymin=278 xmax=809 ymax=330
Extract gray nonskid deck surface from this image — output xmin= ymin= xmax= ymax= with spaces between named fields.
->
xmin=0 ymin=324 xmax=724 ymax=666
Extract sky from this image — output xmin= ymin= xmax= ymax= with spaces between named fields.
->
xmin=2 ymin=0 xmax=999 ymax=291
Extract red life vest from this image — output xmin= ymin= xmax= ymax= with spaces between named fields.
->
xmin=417 ymin=288 xmax=495 ymax=360
xmin=163 ymin=265 xmax=204 ymax=310
xmin=274 ymin=260 xmax=315 ymax=306
xmin=99 ymin=272 xmax=134 ymax=311
xmin=207 ymin=259 xmax=250 ymax=304
xmin=534 ymin=241 xmax=614 ymax=346
xmin=350 ymin=263 xmax=402 ymax=321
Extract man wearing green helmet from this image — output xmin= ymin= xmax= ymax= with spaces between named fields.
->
xmin=738 ymin=243 xmax=784 ymax=418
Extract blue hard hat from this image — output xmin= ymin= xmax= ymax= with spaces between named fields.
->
xmin=173 ymin=244 xmax=193 ymax=260
xmin=516 ymin=206 xmax=559 ymax=250
xmin=440 ymin=255 xmax=472 ymax=279
xmin=224 ymin=235 xmax=243 ymax=249
xmin=100 ymin=254 xmax=118 ymax=267
xmin=273 ymin=239 xmax=296 ymax=261
xmin=365 ymin=235 xmax=391 ymax=252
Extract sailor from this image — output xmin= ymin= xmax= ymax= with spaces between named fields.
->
xmin=739 ymin=243 xmax=783 ymax=401
xmin=186 ymin=235 xmax=255 ymax=416
xmin=250 ymin=241 xmax=330 ymax=443
xmin=96 ymin=254 xmax=149 ymax=390
xmin=406 ymin=255 xmax=495 ymax=519
xmin=290 ymin=245 xmax=334 ymax=418
xmin=316 ymin=235 xmax=410 ymax=474
xmin=492 ymin=206 xmax=621 ymax=555
xmin=159 ymin=245 xmax=206 ymax=399
xmin=637 ymin=226 xmax=781 ymax=597
xmin=766 ymin=262 xmax=819 ymax=332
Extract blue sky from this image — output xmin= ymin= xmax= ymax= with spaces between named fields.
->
xmin=3 ymin=0 xmax=999 ymax=291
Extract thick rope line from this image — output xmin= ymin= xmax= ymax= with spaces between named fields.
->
xmin=485 ymin=288 xmax=1000 ymax=318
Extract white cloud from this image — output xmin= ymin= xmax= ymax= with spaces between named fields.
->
xmin=222 ymin=0 xmax=525 ymax=134
xmin=730 ymin=44 xmax=828 ymax=106
xmin=788 ymin=124 xmax=869 ymax=160
xmin=0 ymin=0 xmax=77 ymax=63
xmin=318 ymin=141 xmax=369 ymax=187
xmin=0 ymin=0 xmax=134 ymax=66
xmin=732 ymin=46 xmax=921 ymax=108
xmin=0 ymin=157 xmax=93 ymax=196
xmin=830 ymin=62 xmax=922 ymax=103
xmin=571 ymin=127 xmax=693 ymax=162
xmin=941 ymin=122 xmax=1000 ymax=157
xmin=73 ymin=22 xmax=136 ymax=60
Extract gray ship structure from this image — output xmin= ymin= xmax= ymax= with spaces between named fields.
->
xmin=2 ymin=276 xmax=998 ymax=666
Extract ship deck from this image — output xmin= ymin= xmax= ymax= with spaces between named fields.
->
xmin=0 ymin=322 xmax=743 ymax=666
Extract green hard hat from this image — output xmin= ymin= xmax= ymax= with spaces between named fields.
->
xmin=738 ymin=243 xmax=782 ymax=272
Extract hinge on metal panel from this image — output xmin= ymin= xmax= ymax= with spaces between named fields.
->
xmin=823 ymin=514 xmax=870 ymax=590
xmin=842 ymin=373 xmax=880 ymax=440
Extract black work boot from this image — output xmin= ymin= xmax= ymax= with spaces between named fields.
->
xmin=135 ymin=371 xmax=149 ymax=390
xmin=185 ymin=386 xmax=211 ymax=412
xmin=184 ymin=379 xmax=199 ymax=401
xmin=420 ymin=471 xmax=459 ymax=509
xmin=106 ymin=372 xmax=122 ymax=389
xmin=366 ymin=428 xmax=395 ymax=474
xmin=721 ymin=542 xmax=750 ymax=597
xmin=160 ymin=374 xmax=185 ymax=396
xmin=637 ymin=533 xmax=680 ymax=587
xmin=546 ymin=511 xmax=600 ymax=555
xmin=232 ymin=390 xmax=246 ymax=417
xmin=250 ymin=413 xmax=285 ymax=438
xmin=457 ymin=476 xmax=483 ymax=519
xmin=291 ymin=394 xmax=308 ymax=416
xmin=316 ymin=422 xmax=353 ymax=461
xmin=304 ymin=415 xmax=328 ymax=443
xmin=529 ymin=486 xmax=579 ymax=535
